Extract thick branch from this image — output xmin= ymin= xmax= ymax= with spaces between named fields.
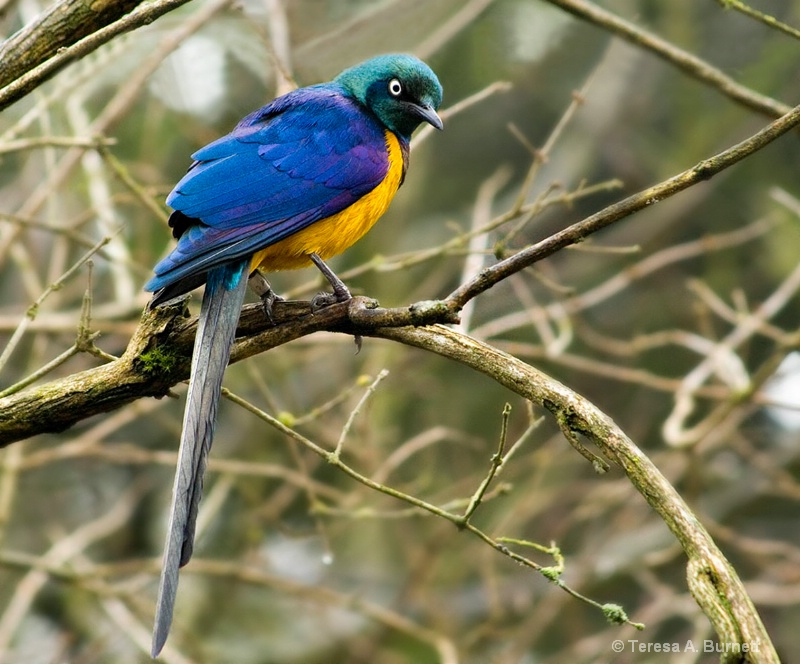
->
xmin=0 ymin=297 xmax=780 ymax=658
xmin=0 ymin=296 xmax=457 ymax=445
xmin=0 ymin=0 xmax=144 ymax=91
xmin=0 ymin=0 xmax=194 ymax=112
xmin=369 ymin=324 xmax=778 ymax=663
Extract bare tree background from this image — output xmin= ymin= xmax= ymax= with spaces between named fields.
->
xmin=0 ymin=1 xmax=799 ymax=663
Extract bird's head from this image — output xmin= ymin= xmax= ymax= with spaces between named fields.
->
xmin=335 ymin=54 xmax=443 ymax=140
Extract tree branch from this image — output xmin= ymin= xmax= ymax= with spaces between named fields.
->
xmin=447 ymin=99 xmax=800 ymax=308
xmin=545 ymin=0 xmax=791 ymax=119
xmin=0 ymin=0 xmax=143 ymax=90
xmin=369 ymin=324 xmax=779 ymax=662
xmin=0 ymin=0 xmax=194 ymax=112
xmin=0 ymin=296 xmax=458 ymax=445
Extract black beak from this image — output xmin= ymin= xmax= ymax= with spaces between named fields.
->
xmin=416 ymin=103 xmax=443 ymax=130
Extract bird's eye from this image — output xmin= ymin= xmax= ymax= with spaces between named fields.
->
xmin=388 ymin=79 xmax=403 ymax=97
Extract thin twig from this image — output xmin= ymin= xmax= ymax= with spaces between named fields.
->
xmin=446 ymin=101 xmax=800 ymax=309
xmin=334 ymin=369 xmax=389 ymax=458
xmin=0 ymin=233 xmax=116 ymax=376
xmin=716 ymin=0 xmax=800 ymax=41
xmin=461 ymin=403 xmax=511 ymax=523
xmin=544 ymin=0 xmax=791 ymax=119
xmin=219 ymin=385 xmax=633 ymax=629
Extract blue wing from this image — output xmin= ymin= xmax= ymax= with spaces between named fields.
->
xmin=145 ymin=84 xmax=389 ymax=298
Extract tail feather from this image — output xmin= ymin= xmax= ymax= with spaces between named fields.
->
xmin=151 ymin=259 xmax=249 ymax=658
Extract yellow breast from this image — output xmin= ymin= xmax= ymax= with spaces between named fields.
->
xmin=251 ymin=130 xmax=405 ymax=273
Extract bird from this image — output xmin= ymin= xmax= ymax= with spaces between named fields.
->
xmin=144 ymin=53 xmax=443 ymax=657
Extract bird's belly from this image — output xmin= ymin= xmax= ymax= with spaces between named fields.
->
xmin=251 ymin=131 xmax=404 ymax=273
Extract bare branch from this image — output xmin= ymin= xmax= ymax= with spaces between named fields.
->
xmin=545 ymin=0 xmax=791 ymax=118
xmin=0 ymin=0 xmax=196 ymax=112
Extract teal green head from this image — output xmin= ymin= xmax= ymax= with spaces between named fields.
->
xmin=336 ymin=54 xmax=443 ymax=140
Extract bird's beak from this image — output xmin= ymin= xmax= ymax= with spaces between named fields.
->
xmin=416 ymin=103 xmax=443 ymax=130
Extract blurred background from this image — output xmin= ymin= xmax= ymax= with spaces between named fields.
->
xmin=0 ymin=1 xmax=799 ymax=662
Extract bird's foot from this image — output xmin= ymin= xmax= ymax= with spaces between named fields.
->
xmin=309 ymin=253 xmax=352 ymax=302
xmin=249 ymin=269 xmax=284 ymax=325
xmin=310 ymin=291 xmax=341 ymax=311
xmin=308 ymin=253 xmax=362 ymax=352
xmin=260 ymin=290 xmax=285 ymax=325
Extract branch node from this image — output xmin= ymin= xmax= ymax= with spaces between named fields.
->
xmin=545 ymin=400 xmax=611 ymax=474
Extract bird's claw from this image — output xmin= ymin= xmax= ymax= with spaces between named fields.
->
xmin=249 ymin=269 xmax=285 ymax=324
xmin=260 ymin=289 xmax=285 ymax=325
xmin=309 ymin=291 xmax=362 ymax=351
xmin=310 ymin=291 xmax=341 ymax=311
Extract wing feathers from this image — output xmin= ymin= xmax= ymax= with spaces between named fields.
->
xmin=146 ymin=87 xmax=392 ymax=297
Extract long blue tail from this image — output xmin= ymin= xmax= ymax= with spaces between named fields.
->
xmin=151 ymin=260 xmax=249 ymax=658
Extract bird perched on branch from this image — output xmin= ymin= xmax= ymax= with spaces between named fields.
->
xmin=145 ymin=53 xmax=443 ymax=657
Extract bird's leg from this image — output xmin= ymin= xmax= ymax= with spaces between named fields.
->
xmin=309 ymin=252 xmax=352 ymax=308
xmin=248 ymin=268 xmax=283 ymax=324
xmin=309 ymin=253 xmax=362 ymax=352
